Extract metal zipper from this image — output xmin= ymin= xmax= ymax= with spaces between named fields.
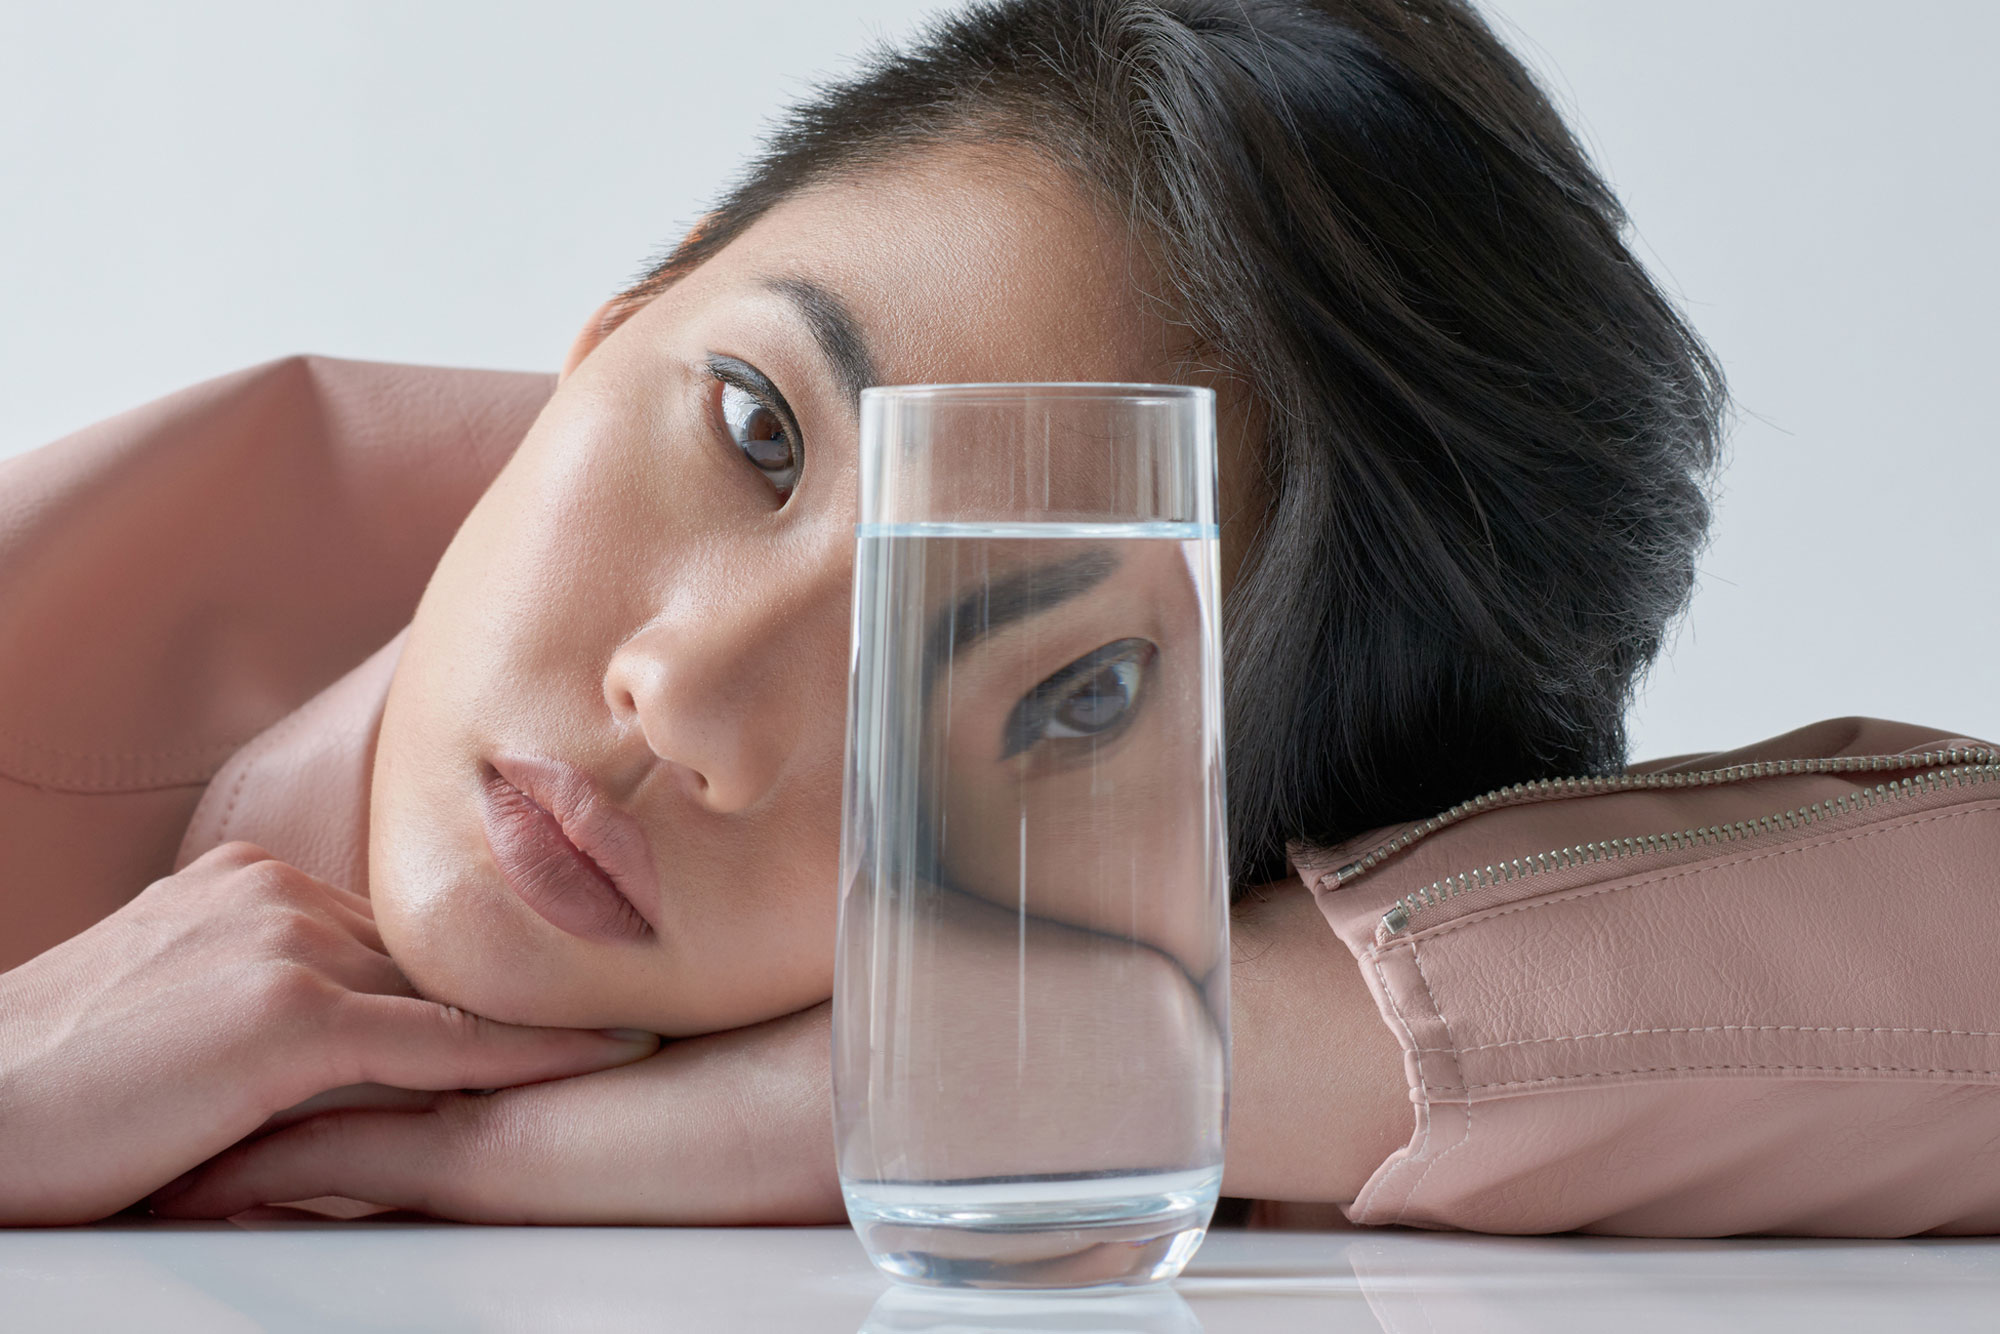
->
xmin=1323 ymin=747 xmax=2000 ymax=941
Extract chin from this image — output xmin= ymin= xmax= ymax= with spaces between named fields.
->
xmin=371 ymin=857 xmax=607 ymax=1030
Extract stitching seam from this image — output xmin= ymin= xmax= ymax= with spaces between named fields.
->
xmin=1434 ymin=1062 xmax=2000 ymax=1096
xmin=1414 ymin=1024 xmax=2000 ymax=1054
xmin=1395 ymin=941 xmax=1472 ymax=1225
xmin=0 ymin=723 xmax=256 ymax=762
xmin=208 ymin=696 xmax=318 ymax=845
xmin=0 ymin=756 xmax=245 ymax=791
xmin=1355 ymin=950 xmax=1428 ymax=1221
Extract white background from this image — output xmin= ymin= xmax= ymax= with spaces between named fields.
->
xmin=3 ymin=1 xmax=1993 ymax=759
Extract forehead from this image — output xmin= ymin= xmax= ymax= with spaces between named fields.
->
xmin=679 ymin=142 xmax=1187 ymax=386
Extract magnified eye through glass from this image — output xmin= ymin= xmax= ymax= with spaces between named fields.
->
xmin=1002 ymin=636 xmax=1155 ymax=758
xmin=915 ymin=538 xmax=1212 ymax=951
xmin=835 ymin=384 xmax=1228 ymax=1292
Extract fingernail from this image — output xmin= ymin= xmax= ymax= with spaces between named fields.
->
xmin=600 ymin=1028 xmax=660 ymax=1045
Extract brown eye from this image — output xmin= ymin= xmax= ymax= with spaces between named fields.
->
xmin=1001 ymin=638 xmax=1156 ymax=758
xmin=1050 ymin=659 xmax=1142 ymax=733
xmin=719 ymin=379 xmax=801 ymax=496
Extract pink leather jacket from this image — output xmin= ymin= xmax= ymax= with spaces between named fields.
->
xmin=4 ymin=356 xmax=1996 ymax=1235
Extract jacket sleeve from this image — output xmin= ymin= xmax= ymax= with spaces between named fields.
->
xmin=0 ymin=355 xmax=552 ymax=967
xmin=1301 ymin=729 xmax=2000 ymax=1237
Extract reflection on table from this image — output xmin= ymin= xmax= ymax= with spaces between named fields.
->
xmin=4 ymin=1217 xmax=1994 ymax=1333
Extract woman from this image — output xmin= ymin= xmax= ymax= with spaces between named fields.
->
xmin=7 ymin=0 xmax=1957 ymax=1229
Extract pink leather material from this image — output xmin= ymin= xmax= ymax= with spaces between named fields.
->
xmin=172 ymin=628 xmax=409 ymax=895
xmin=0 ymin=355 xmax=551 ymax=968
xmin=1298 ymin=718 xmax=2000 ymax=1236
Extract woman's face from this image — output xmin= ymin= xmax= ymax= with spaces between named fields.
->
xmin=369 ymin=144 xmax=1248 ymax=1035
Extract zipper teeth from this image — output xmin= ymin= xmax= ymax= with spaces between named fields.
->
xmin=1336 ymin=747 xmax=2000 ymax=885
xmin=1359 ymin=750 xmax=2000 ymax=941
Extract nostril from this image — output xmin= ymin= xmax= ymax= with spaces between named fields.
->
xmin=603 ymin=629 xmax=781 ymax=814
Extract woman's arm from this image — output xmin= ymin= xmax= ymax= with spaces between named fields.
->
xmin=156 ymin=1002 xmax=848 ymax=1224
xmin=1297 ymin=725 xmax=2000 ymax=1237
xmin=152 ymin=876 xmax=1409 ymax=1222
xmin=1220 ymin=878 xmax=1409 ymax=1204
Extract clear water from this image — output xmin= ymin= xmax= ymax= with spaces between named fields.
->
xmin=845 ymin=1167 xmax=1224 ymax=1289
xmin=836 ymin=523 xmax=1229 ymax=1290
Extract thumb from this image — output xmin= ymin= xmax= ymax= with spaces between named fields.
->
xmin=329 ymin=992 xmax=659 ymax=1092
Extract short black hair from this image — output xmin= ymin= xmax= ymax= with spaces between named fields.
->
xmin=606 ymin=0 xmax=1725 ymax=892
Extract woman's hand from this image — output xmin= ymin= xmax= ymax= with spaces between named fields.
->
xmin=147 ymin=878 xmax=1408 ymax=1224
xmin=145 ymin=893 xmax=1205 ymax=1224
xmin=148 ymin=1000 xmax=842 ymax=1224
xmin=0 ymin=842 xmax=662 ymax=1226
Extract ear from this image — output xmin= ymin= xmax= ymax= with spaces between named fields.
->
xmin=559 ymin=297 xmax=626 ymax=385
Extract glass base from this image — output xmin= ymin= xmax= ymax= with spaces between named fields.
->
xmin=844 ymin=1168 xmax=1221 ymax=1291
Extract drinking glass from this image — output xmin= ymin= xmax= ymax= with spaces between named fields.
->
xmin=834 ymin=383 xmax=1229 ymax=1290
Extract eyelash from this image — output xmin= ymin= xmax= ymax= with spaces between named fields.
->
xmin=704 ymin=355 xmax=803 ymax=501
xmin=1000 ymin=638 xmax=1157 ymax=760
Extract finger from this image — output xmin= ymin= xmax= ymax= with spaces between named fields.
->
xmin=321 ymin=879 xmax=375 ymax=918
xmin=328 ymin=993 xmax=660 ymax=1092
xmin=198 ymin=840 xmax=374 ymax=918
xmin=315 ymin=891 xmax=384 ymax=950
xmin=300 ymin=872 xmax=375 ymax=920
xmin=151 ymin=1105 xmax=501 ymax=1222
xmin=304 ymin=888 xmax=386 ymax=960
xmin=253 ymin=1082 xmax=442 ymax=1138
xmin=302 ymin=926 xmax=422 ymax=1000
xmin=300 ymin=925 xmax=415 ymax=999
xmin=155 ymin=1019 xmax=843 ymax=1225
xmin=149 ymin=1075 xmax=727 ymax=1225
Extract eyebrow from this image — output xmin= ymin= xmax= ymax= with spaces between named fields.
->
xmin=922 ymin=547 xmax=1120 ymax=682
xmin=764 ymin=275 xmax=880 ymax=411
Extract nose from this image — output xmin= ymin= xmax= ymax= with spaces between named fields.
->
xmin=601 ymin=584 xmax=838 ymax=814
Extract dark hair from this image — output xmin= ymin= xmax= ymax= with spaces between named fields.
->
xmin=606 ymin=0 xmax=1725 ymax=892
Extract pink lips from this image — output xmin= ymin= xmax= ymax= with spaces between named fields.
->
xmin=478 ymin=754 xmax=662 ymax=944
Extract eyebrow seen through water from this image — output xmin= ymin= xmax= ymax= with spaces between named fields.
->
xmin=922 ymin=548 xmax=1121 ymax=686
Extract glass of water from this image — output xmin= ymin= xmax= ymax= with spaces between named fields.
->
xmin=835 ymin=383 xmax=1229 ymax=1290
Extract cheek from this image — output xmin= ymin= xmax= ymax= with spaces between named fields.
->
xmin=415 ymin=386 xmax=672 ymax=698
xmin=365 ymin=638 xmax=546 ymax=1020
xmin=360 ymin=445 xmax=619 ymax=1017
xmin=932 ymin=665 xmax=1213 ymax=967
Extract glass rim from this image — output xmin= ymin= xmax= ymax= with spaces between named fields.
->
xmin=860 ymin=381 xmax=1215 ymax=404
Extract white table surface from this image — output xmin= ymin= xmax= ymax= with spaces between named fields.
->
xmin=3 ymin=1219 xmax=1995 ymax=1332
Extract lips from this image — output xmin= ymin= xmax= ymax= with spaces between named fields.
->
xmin=477 ymin=754 xmax=662 ymax=944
